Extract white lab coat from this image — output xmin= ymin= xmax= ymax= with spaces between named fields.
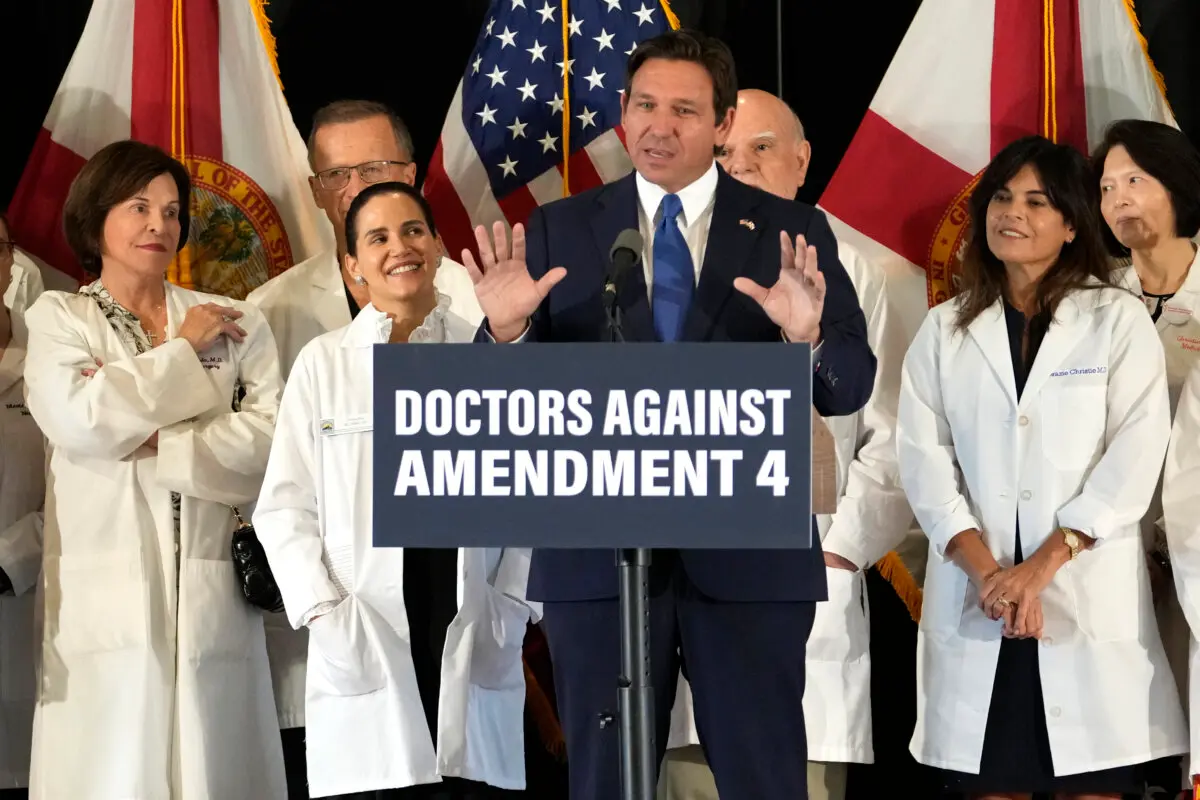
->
xmin=253 ymin=301 xmax=537 ymax=798
xmin=1116 ymin=255 xmax=1200 ymax=713
xmin=665 ymin=244 xmax=914 ymax=763
xmin=0 ymin=291 xmax=45 ymax=790
xmin=897 ymin=284 xmax=1186 ymax=776
xmin=1162 ymin=360 xmax=1200 ymax=776
xmin=22 ymin=284 xmax=287 ymax=799
xmin=246 ymin=248 xmax=485 ymax=728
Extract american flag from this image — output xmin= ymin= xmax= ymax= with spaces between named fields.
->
xmin=423 ymin=0 xmax=677 ymax=261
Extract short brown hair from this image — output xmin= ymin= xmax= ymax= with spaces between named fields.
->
xmin=625 ymin=29 xmax=737 ymax=125
xmin=306 ymin=100 xmax=415 ymax=167
xmin=63 ymin=140 xmax=191 ymax=276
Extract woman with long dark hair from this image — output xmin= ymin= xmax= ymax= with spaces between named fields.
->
xmin=897 ymin=135 xmax=1186 ymax=799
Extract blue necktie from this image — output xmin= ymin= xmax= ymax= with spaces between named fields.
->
xmin=651 ymin=193 xmax=694 ymax=343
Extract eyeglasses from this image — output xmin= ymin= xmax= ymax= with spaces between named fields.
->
xmin=314 ymin=160 xmax=412 ymax=191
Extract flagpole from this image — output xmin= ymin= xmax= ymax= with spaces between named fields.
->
xmin=776 ymin=0 xmax=783 ymax=98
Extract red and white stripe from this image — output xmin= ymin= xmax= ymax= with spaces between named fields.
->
xmin=818 ymin=0 xmax=1175 ymax=342
xmin=423 ymin=81 xmax=635 ymax=263
xmin=9 ymin=0 xmax=332 ymax=290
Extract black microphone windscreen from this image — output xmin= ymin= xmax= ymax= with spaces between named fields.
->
xmin=608 ymin=228 xmax=644 ymax=283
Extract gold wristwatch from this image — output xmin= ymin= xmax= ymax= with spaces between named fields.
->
xmin=1061 ymin=527 xmax=1082 ymax=560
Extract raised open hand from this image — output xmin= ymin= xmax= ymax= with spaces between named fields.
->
xmin=733 ymin=231 xmax=825 ymax=343
xmin=462 ymin=221 xmax=566 ymax=343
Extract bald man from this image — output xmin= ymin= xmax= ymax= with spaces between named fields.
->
xmin=656 ymin=89 xmax=916 ymax=800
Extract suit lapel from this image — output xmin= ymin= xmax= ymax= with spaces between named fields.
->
xmin=966 ymin=302 xmax=1019 ymax=410
xmin=589 ymin=174 xmax=655 ymax=342
xmin=312 ymin=252 xmax=355 ymax=334
xmin=682 ymin=169 xmax=764 ymax=341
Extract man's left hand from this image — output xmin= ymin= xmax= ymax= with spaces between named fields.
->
xmin=733 ymin=231 xmax=825 ymax=343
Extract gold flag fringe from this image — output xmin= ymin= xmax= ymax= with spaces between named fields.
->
xmin=1121 ymin=0 xmax=1173 ymax=116
xmin=250 ymin=0 xmax=283 ymax=90
xmin=875 ymin=550 xmax=922 ymax=623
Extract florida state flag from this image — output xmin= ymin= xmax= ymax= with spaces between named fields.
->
xmin=818 ymin=0 xmax=1175 ymax=340
xmin=8 ymin=0 xmax=332 ymax=298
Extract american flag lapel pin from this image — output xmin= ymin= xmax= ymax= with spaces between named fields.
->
xmin=739 ymin=218 xmax=755 ymax=231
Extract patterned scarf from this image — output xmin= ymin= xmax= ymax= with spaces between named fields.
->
xmin=79 ymin=279 xmax=182 ymax=538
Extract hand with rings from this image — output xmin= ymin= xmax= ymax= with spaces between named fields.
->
xmin=980 ymin=562 xmax=1049 ymax=639
xmin=177 ymin=303 xmax=247 ymax=353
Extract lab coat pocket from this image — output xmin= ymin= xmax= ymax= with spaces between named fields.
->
xmin=469 ymin=589 xmax=530 ymax=692
xmin=1042 ymin=384 xmax=1107 ymax=471
xmin=48 ymin=551 xmax=149 ymax=656
xmin=179 ymin=558 xmax=257 ymax=661
xmin=919 ymin=555 xmax=971 ymax=641
xmin=1069 ymin=538 xmax=1140 ymax=642
xmin=807 ymin=567 xmax=869 ymax=663
xmin=307 ymin=595 xmax=386 ymax=697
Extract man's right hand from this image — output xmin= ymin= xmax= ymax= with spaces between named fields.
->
xmin=461 ymin=221 xmax=566 ymax=343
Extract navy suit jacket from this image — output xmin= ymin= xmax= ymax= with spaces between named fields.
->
xmin=478 ymin=166 xmax=877 ymax=603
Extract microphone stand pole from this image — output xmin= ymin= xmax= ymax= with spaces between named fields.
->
xmin=603 ymin=286 xmax=656 ymax=800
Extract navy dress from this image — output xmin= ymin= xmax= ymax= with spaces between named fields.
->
xmin=940 ymin=300 xmax=1145 ymax=795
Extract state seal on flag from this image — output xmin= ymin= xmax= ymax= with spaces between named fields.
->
xmin=925 ymin=171 xmax=983 ymax=308
xmin=177 ymin=156 xmax=294 ymax=300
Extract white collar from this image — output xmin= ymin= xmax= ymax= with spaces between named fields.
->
xmin=635 ymin=161 xmax=718 ymax=228
xmin=343 ymin=292 xmax=455 ymax=347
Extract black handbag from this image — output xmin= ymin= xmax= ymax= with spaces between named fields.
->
xmin=230 ymin=507 xmax=285 ymax=614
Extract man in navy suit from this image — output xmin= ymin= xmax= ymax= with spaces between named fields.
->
xmin=462 ymin=29 xmax=876 ymax=800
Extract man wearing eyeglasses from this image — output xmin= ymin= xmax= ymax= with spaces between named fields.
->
xmin=245 ymin=99 xmax=483 ymax=799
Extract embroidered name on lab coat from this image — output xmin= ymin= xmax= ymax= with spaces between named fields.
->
xmin=1178 ymin=336 xmax=1200 ymax=352
xmin=1049 ymin=366 xmax=1107 ymax=377
xmin=319 ymin=413 xmax=373 ymax=436
xmin=199 ymin=355 xmax=226 ymax=371
xmin=4 ymin=402 xmax=30 ymax=416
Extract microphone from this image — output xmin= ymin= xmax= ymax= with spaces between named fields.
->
xmin=605 ymin=228 xmax=643 ymax=304
xmin=604 ymin=229 xmax=643 ymax=343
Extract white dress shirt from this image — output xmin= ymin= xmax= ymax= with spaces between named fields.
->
xmin=635 ymin=161 xmax=718 ymax=299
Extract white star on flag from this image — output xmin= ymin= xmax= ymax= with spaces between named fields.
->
xmin=634 ymin=4 xmax=654 ymax=25
xmin=536 ymin=2 xmax=556 ymax=23
xmin=527 ymin=40 xmax=546 ymax=62
xmin=508 ymin=118 xmax=528 ymax=139
xmin=517 ymin=79 xmax=538 ymax=101
xmin=539 ymin=132 xmax=559 ymax=153
xmin=584 ymin=68 xmax=606 ymax=90
xmin=476 ymin=104 xmax=497 ymax=126
xmin=486 ymin=66 xmax=508 ymax=87
xmin=594 ymin=29 xmax=615 ymax=51
xmin=499 ymin=155 xmax=519 ymax=177
xmin=577 ymin=107 xmax=597 ymax=128
xmin=497 ymin=27 xmax=518 ymax=47
xmin=568 ymin=15 xmax=584 ymax=36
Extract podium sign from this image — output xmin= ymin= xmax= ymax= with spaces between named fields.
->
xmin=372 ymin=342 xmax=814 ymax=549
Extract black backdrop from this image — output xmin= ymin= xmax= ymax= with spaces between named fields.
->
xmin=2 ymin=1 xmax=1196 ymax=214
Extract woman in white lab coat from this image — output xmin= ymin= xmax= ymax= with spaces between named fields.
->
xmin=0 ymin=213 xmax=44 ymax=799
xmin=898 ymin=134 xmax=1186 ymax=799
xmin=1093 ymin=120 xmax=1200 ymax=742
xmin=1162 ymin=360 xmax=1200 ymax=783
xmin=254 ymin=181 xmax=535 ymax=800
xmin=22 ymin=141 xmax=287 ymax=799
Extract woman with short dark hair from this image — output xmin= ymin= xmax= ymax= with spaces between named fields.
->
xmin=898 ymin=135 xmax=1186 ymax=799
xmin=22 ymin=139 xmax=288 ymax=799
xmin=1093 ymin=122 xmax=1200 ymax=787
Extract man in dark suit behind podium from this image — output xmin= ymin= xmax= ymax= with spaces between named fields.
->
xmin=462 ymin=30 xmax=877 ymax=800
